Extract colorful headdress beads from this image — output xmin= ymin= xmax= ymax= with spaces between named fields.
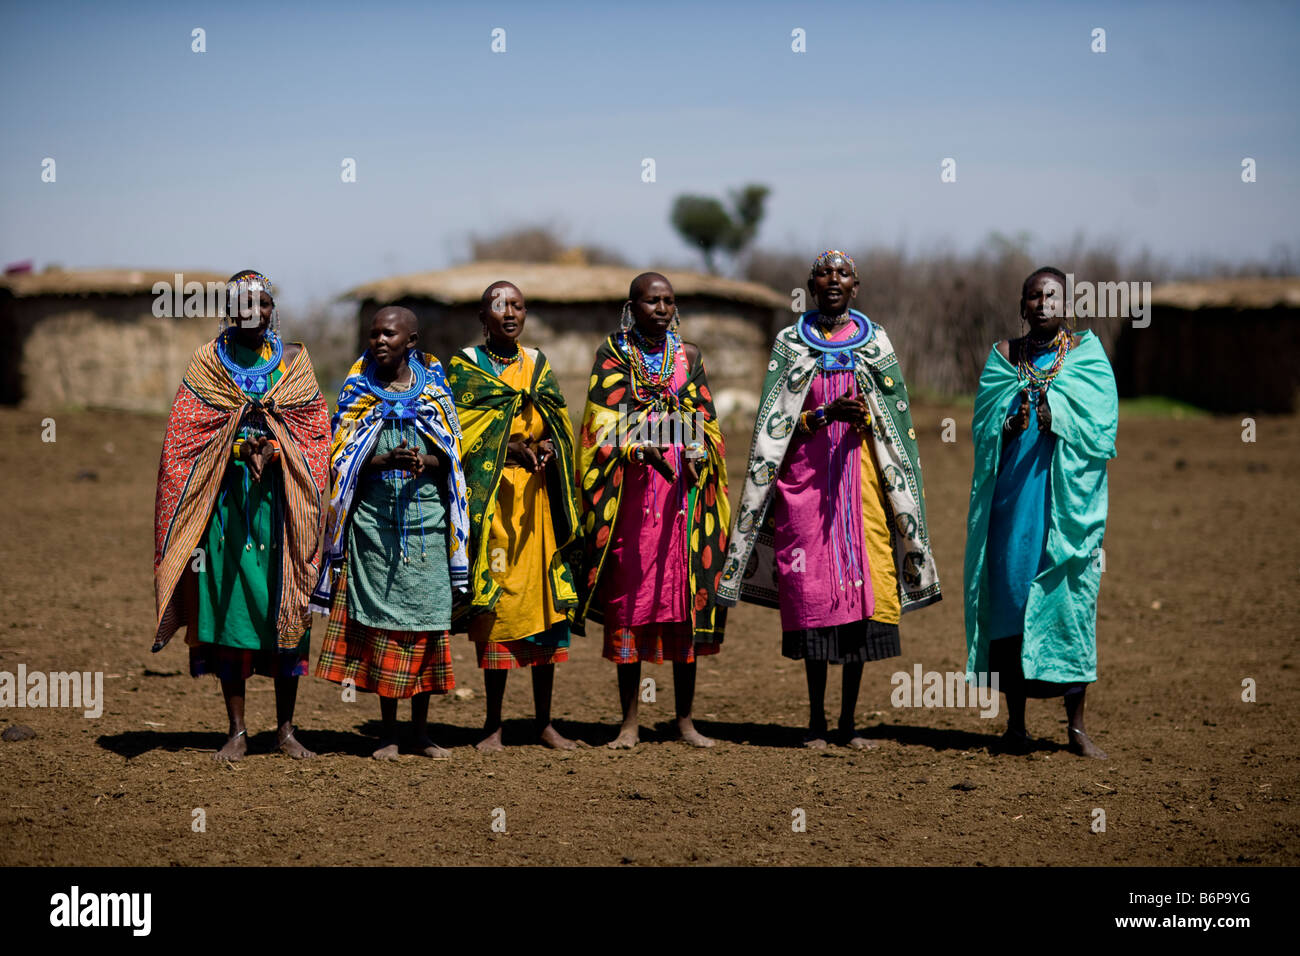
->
xmin=223 ymin=270 xmax=279 ymax=335
xmin=809 ymin=250 xmax=857 ymax=280
xmin=226 ymin=271 xmax=274 ymax=307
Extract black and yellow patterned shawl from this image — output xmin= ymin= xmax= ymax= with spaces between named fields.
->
xmin=573 ymin=334 xmax=730 ymax=640
xmin=446 ymin=347 xmax=582 ymax=631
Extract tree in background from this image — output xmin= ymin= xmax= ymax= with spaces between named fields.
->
xmin=670 ymin=184 xmax=770 ymax=275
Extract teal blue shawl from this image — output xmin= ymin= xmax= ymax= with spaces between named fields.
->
xmin=963 ymin=331 xmax=1117 ymax=683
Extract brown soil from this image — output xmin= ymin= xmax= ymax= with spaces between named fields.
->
xmin=0 ymin=405 xmax=1296 ymax=866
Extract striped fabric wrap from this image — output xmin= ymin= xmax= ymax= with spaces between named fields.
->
xmin=152 ymin=340 xmax=331 ymax=653
xmin=309 ymin=350 xmax=470 ymax=613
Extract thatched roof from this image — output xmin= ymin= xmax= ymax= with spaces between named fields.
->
xmin=0 ymin=267 xmax=230 ymax=298
xmin=340 ymin=261 xmax=789 ymax=311
xmin=1150 ymin=277 xmax=1300 ymax=311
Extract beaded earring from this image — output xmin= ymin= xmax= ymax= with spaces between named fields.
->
xmin=670 ymin=307 xmax=681 ymax=332
xmin=620 ymin=302 xmax=634 ymax=333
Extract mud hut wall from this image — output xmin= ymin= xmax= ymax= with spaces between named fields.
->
xmin=357 ymin=296 xmax=781 ymax=424
xmin=5 ymin=294 xmax=213 ymax=412
xmin=1115 ymin=306 xmax=1300 ymax=413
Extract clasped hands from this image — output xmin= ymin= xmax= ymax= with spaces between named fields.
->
xmin=1004 ymin=389 xmax=1052 ymax=435
xmin=802 ymin=389 xmax=871 ymax=434
xmin=237 ymin=436 xmax=279 ymax=482
xmin=505 ymin=438 xmax=556 ymax=473
xmin=631 ymin=442 xmax=704 ymax=486
xmin=367 ymin=439 xmax=444 ymax=476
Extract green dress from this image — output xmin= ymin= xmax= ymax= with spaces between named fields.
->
xmin=345 ymin=420 xmax=453 ymax=631
xmin=194 ymin=340 xmax=309 ymax=673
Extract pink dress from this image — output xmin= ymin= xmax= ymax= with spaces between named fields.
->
xmin=772 ymin=320 xmax=876 ymax=631
xmin=599 ymin=346 xmax=710 ymax=664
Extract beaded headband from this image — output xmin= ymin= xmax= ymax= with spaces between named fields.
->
xmin=227 ymin=271 xmax=274 ymax=304
xmin=223 ymin=271 xmax=278 ymax=332
xmin=809 ymin=250 xmax=857 ymax=279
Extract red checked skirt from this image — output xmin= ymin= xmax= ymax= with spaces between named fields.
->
xmin=601 ymin=622 xmax=720 ymax=665
xmin=474 ymin=639 xmax=569 ymax=670
xmin=315 ymin=574 xmax=454 ymax=698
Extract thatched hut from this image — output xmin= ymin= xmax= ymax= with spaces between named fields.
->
xmin=341 ymin=261 xmax=790 ymax=422
xmin=0 ymin=267 xmax=228 ymax=412
xmin=1113 ymin=277 xmax=1300 ymax=413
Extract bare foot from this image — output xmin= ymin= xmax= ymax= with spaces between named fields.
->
xmin=802 ymin=731 xmax=828 ymax=750
xmin=475 ymin=727 xmax=505 ymax=754
xmin=676 ymin=718 xmax=714 ymax=748
xmin=607 ymin=724 xmax=639 ymax=749
xmin=278 ymin=727 xmax=315 ymax=759
xmin=213 ymin=730 xmax=247 ymax=762
xmin=418 ymin=735 xmax=451 ymax=759
xmin=843 ymin=733 xmax=879 ymax=751
xmin=372 ymin=741 xmax=400 ymax=761
xmin=539 ymin=724 xmax=578 ymax=750
xmin=1068 ymin=727 xmax=1107 ymax=759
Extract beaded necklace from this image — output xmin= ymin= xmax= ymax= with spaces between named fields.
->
xmin=796 ymin=309 xmax=875 ymax=372
xmin=214 ymin=330 xmax=284 ymax=554
xmin=481 ymin=341 xmax=520 ymax=373
xmin=625 ymin=326 xmax=680 ymax=407
xmin=1017 ymin=329 xmax=1073 ymax=393
xmin=365 ymin=355 xmax=431 ymax=565
xmin=801 ymin=315 xmax=867 ymax=591
xmin=622 ymin=326 xmax=686 ymax=524
xmin=217 ymin=327 xmax=283 ymax=394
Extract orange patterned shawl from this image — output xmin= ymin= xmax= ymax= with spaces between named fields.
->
xmin=152 ymin=339 xmax=331 ymax=653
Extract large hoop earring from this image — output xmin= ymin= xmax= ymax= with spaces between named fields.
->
xmin=619 ymin=301 xmax=634 ymax=333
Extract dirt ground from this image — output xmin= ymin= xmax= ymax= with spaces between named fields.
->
xmin=0 ymin=402 xmax=1296 ymax=866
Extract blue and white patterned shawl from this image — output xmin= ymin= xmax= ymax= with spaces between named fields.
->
xmin=309 ymin=350 xmax=469 ymax=612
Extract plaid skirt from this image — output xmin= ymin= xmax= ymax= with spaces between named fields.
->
xmin=474 ymin=639 xmax=569 ymax=670
xmin=315 ymin=577 xmax=454 ymax=698
xmin=602 ymin=622 xmax=721 ymax=665
xmin=473 ymin=619 xmax=570 ymax=670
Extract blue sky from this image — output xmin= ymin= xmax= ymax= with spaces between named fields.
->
xmin=1 ymin=0 xmax=1296 ymax=312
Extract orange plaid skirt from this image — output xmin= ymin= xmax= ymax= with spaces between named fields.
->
xmin=315 ymin=572 xmax=453 ymax=698
xmin=601 ymin=622 xmax=721 ymax=664
xmin=474 ymin=638 xmax=569 ymax=670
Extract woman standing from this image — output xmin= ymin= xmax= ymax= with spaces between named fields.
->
xmin=311 ymin=306 xmax=471 ymax=759
xmin=719 ymin=251 xmax=941 ymax=748
xmin=152 ymin=270 xmax=330 ymax=761
xmin=447 ymin=281 xmax=583 ymax=752
xmin=574 ymin=272 xmax=730 ymax=749
xmin=963 ymin=267 xmax=1117 ymax=758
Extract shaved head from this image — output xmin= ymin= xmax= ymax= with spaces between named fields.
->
xmin=629 ymin=271 xmax=671 ymax=301
xmin=373 ymin=305 xmax=417 ymax=335
xmin=480 ymin=280 xmax=522 ymax=314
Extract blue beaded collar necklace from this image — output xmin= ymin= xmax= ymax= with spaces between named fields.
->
xmin=217 ymin=328 xmax=283 ymax=394
xmin=796 ymin=309 xmax=875 ymax=371
xmin=364 ymin=352 xmax=428 ymax=420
